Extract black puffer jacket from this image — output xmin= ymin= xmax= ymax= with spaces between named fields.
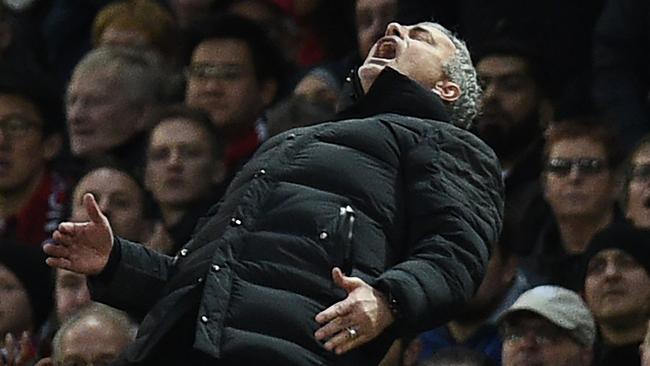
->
xmin=90 ymin=69 xmax=504 ymax=365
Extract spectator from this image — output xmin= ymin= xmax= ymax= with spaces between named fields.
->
xmin=499 ymin=285 xmax=595 ymax=366
xmin=92 ymin=0 xmax=178 ymax=64
xmin=183 ymin=14 xmax=286 ymax=172
xmin=44 ymin=303 xmax=137 ymax=366
xmin=519 ymin=118 xmax=625 ymax=288
xmin=266 ymin=67 xmax=341 ymax=137
xmin=581 ymin=222 xmax=650 ymax=366
xmin=472 ymin=38 xmax=552 ymax=258
xmin=65 ymin=46 xmax=164 ymax=171
xmin=70 ymin=165 xmax=153 ymax=245
xmin=415 ymin=240 xmax=530 ymax=365
xmin=144 ymin=105 xmax=226 ymax=253
xmin=0 ymin=244 xmax=53 ymax=352
xmin=473 ymin=38 xmax=551 ymax=194
xmin=0 ymin=71 xmax=67 ymax=246
xmin=624 ymin=134 xmax=650 ymax=228
xmin=54 ymin=268 xmax=91 ymax=325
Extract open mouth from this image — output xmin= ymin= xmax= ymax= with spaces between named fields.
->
xmin=372 ymin=38 xmax=397 ymax=60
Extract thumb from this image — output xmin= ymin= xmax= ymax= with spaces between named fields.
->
xmin=83 ymin=193 xmax=105 ymax=224
xmin=331 ymin=267 xmax=361 ymax=293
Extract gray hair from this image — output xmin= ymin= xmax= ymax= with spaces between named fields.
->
xmin=52 ymin=303 xmax=137 ymax=362
xmin=426 ymin=22 xmax=481 ymax=129
xmin=71 ymin=46 xmax=164 ymax=105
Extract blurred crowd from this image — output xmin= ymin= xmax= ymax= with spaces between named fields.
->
xmin=0 ymin=0 xmax=649 ymax=365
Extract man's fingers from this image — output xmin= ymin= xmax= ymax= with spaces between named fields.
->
xmin=322 ymin=327 xmax=363 ymax=354
xmin=331 ymin=267 xmax=363 ymax=293
xmin=315 ymin=300 xmax=351 ymax=324
xmin=83 ymin=193 xmax=104 ymax=224
xmin=56 ymin=222 xmax=78 ymax=236
xmin=42 ymin=242 xmax=70 ymax=259
xmin=45 ymin=256 xmax=72 ymax=270
xmin=314 ymin=315 xmax=352 ymax=341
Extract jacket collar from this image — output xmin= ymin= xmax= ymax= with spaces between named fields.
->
xmin=336 ymin=67 xmax=451 ymax=123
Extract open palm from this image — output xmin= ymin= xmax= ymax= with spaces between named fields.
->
xmin=43 ymin=193 xmax=114 ymax=275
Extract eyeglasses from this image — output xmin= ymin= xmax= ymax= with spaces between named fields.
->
xmin=630 ymin=163 xmax=650 ymax=182
xmin=545 ymin=158 xmax=607 ymax=177
xmin=184 ymin=64 xmax=248 ymax=80
xmin=0 ymin=115 xmax=41 ymax=138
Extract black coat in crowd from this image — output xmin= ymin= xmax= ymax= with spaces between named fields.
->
xmin=89 ymin=68 xmax=504 ymax=365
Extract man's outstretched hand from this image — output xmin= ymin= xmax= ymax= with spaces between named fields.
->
xmin=314 ymin=267 xmax=395 ymax=355
xmin=43 ymin=193 xmax=113 ymax=275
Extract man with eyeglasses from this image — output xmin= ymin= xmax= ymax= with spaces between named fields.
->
xmin=499 ymin=285 xmax=595 ymax=366
xmin=518 ymin=117 xmax=625 ymax=289
xmin=581 ymin=223 xmax=650 ymax=366
xmin=183 ymin=14 xmax=285 ymax=175
xmin=625 ymin=134 xmax=650 ymax=228
xmin=0 ymin=70 xmax=69 ymax=247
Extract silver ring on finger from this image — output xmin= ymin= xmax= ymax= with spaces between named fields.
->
xmin=346 ymin=326 xmax=359 ymax=339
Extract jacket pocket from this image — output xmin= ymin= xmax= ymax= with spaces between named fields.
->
xmin=316 ymin=205 xmax=356 ymax=275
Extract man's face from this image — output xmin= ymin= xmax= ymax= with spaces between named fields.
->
xmin=543 ymin=137 xmax=616 ymax=219
xmin=57 ymin=316 xmax=131 ymax=366
xmin=475 ymin=55 xmax=542 ymax=158
xmin=358 ymin=22 xmax=457 ymax=93
xmin=145 ymin=118 xmax=219 ymax=209
xmin=185 ymin=38 xmax=272 ymax=135
xmin=501 ymin=313 xmax=592 ymax=366
xmin=627 ymin=144 xmax=650 ymax=228
xmin=0 ymin=94 xmax=49 ymax=193
xmin=584 ymin=249 xmax=650 ymax=325
xmin=0 ymin=264 xmax=32 ymax=336
xmin=55 ymin=269 xmax=91 ymax=323
xmin=71 ymin=168 xmax=147 ymax=242
xmin=66 ymin=69 xmax=144 ymax=158
xmin=355 ymin=0 xmax=398 ymax=58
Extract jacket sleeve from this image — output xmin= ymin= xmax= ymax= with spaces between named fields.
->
xmin=370 ymin=125 xmax=504 ymax=334
xmin=88 ymin=237 xmax=176 ymax=318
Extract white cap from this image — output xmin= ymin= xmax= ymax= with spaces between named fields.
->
xmin=499 ymin=285 xmax=596 ymax=346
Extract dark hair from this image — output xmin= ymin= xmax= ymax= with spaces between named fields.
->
xmin=71 ymin=161 xmax=157 ymax=220
xmin=0 ymin=243 xmax=54 ymax=331
xmin=145 ymin=104 xmax=224 ymax=160
xmin=475 ymin=37 xmax=549 ymax=97
xmin=0 ymin=65 xmax=64 ymax=137
xmin=543 ymin=116 xmax=625 ymax=169
xmin=182 ymin=13 xmax=288 ymax=89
